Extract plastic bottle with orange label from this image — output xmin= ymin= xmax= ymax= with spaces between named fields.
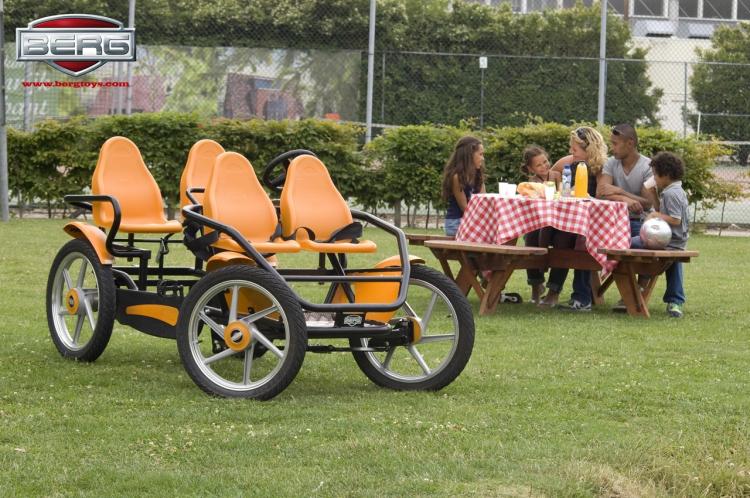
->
xmin=574 ymin=161 xmax=589 ymax=198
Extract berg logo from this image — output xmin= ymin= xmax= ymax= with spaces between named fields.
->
xmin=16 ymin=14 xmax=136 ymax=77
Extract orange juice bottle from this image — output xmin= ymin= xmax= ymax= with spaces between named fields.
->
xmin=574 ymin=161 xmax=589 ymax=198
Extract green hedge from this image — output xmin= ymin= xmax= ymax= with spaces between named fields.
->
xmin=366 ymin=122 xmax=726 ymax=211
xmin=7 ymin=114 xmax=724 ymax=218
xmin=7 ymin=114 xmax=363 ymax=215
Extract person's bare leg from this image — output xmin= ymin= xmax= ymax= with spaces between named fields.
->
xmin=539 ymin=290 xmax=559 ymax=307
xmin=531 ymin=283 xmax=545 ymax=303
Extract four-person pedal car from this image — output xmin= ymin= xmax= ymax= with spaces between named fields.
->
xmin=45 ymin=137 xmax=475 ymax=399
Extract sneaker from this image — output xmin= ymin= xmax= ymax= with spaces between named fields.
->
xmin=560 ymin=299 xmax=592 ymax=312
xmin=666 ymin=303 xmax=683 ymax=318
xmin=612 ymin=299 xmax=627 ymax=313
xmin=501 ymin=292 xmax=522 ymax=304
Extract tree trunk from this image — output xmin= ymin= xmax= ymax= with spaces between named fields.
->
xmin=425 ymin=202 xmax=430 ymax=229
xmin=47 ymin=199 xmax=52 ymax=219
xmin=166 ymin=205 xmax=175 ymax=221
xmin=18 ymin=196 xmax=24 ymax=219
xmin=719 ymin=199 xmax=727 ymax=236
xmin=393 ymin=201 xmax=401 ymax=228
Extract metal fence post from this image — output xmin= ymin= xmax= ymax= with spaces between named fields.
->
xmin=0 ymin=0 xmax=9 ymax=222
xmin=597 ymin=0 xmax=607 ymax=125
xmin=480 ymin=66 xmax=485 ymax=129
xmin=126 ymin=0 xmax=135 ymax=115
xmin=381 ymin=51 xmax=385 ymax=124
xmin=683 ymin=62 xmax=688 ymax=138
xmin=23 ymin=63 xmax=31 ymax=130
xmin=365 ymin=0 xmax=376 ymax=143
xmin=697 ymin=111 xmax=701 ymax=136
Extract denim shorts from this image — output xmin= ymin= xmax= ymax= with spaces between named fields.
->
xmin=444 ymin=218 xmax=461 ymax=237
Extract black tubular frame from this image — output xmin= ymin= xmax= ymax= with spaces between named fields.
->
xmin=181 ymin=204 xmax=412 ymax=313
xmin=64 ymin=194 xmax=202 ymax=291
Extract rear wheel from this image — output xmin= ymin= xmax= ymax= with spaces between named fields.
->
xmin=46 ymin=239 xmax=116 ymax=361
xmin=350 ymin=265 xmax=474 ymax=391
xmin=176 ymin=266 xmax=307 ymax=399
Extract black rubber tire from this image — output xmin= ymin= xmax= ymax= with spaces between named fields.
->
xmin=46 ymin=238 xmax=116 ymax=362
xmin=350 ymin=265 xmax=474 ymax=391
xmin=176 ymin=265 xmax=307 ymax=400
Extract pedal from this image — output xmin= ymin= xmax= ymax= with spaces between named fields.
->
xmin=157 ymin=280 xmax=184 ymax=298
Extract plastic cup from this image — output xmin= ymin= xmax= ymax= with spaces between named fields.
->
xmin=499 ymin=182 xmax=516 ymax=197
xmin=544 ymin=185 xmax=555 ymax=201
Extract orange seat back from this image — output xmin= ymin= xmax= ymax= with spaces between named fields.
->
xmin=204 ymin=152 xmax=279 ymax=242
xmin=280 ymin=155 xmax=353 ymax=241
xmin=92 ymin=136 xmax=169 ymax=229
xmin=179 ymin=139 xmax=225 ymax=210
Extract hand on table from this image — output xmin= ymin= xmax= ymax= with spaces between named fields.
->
xmin=625 ymin=198 xmax=644 ymax=214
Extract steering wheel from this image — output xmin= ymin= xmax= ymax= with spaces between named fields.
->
xmin=262 ymin=149 xmax=317 ymax=191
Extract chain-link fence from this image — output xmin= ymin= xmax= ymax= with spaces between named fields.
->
xmin=3 ymin=0 xmax=750 ymax=224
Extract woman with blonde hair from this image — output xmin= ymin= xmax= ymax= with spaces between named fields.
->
xmin=551 ymin=126 xmax=608 ymax=193
xmin=539 ymin=126 xmax=608 ymax=310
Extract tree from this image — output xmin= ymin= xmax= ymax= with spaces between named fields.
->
xmin=7 ymin=0 xmax=661 ymax=127
xmin=691 ymin=23 xmax=750 ymax=165
xmin=373 ymin=2 xmax=662 ymax=127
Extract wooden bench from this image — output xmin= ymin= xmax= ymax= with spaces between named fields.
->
xmin=408 ymin=234 xmax=699 ymax=318
xmin=597 ymin=248 xmax=700 ymax=318
xmin=423 ymin=239 xmax=548 ymax=314
xmin=405 ymin=233 xmax=454 ymax=246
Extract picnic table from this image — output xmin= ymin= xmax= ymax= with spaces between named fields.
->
xmin=410 ymin=195 xmax=699 ymax=317
xmin=456 ymin=194 xmax=630 ymax=272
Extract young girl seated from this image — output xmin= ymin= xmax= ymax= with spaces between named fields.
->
xmin=522 ymin=145 xmax=561 ymax=189
xmin=441 ymin=136 xmax=486 ymax=237
xmin=520 ymin=146 xmax=560 ymax=302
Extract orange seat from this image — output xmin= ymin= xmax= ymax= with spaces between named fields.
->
xmin=280 ymin=155 xmax=376 ymax=253
xmin=204 ymin=152 xmax=300 ymax=254
xmin=179 ymin=139 xmax=225 ymax=213
xmin=92 ymin=137 xmax=181 ymax=233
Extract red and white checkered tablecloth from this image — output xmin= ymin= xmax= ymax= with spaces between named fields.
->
xmin=455 ymin=194 xmax=631 ymax=271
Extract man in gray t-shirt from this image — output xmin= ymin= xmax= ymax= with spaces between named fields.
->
xmin=597 ymin=124 xmax=657 ymax=236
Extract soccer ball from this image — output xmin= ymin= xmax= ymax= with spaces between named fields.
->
xmin=639 ymin=218 xmax=672 ymax=249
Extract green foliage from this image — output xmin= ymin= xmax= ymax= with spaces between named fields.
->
xmin=372 ymin=4 xmax=662 ymax=127
xmin=7 ymin=114 xmax=724 ymax=217
xmin=205 ymin=118 xmax=364 ymax=198
xmin=365 ymin=122 xmax=725 ymax=210
xmin=483 ymin=122 xmax=574 ymax=184
xmin=636 ymin=127 xmax=728 ymax=205
xmin=6 ymin=0 xmax=661 ymax=127
xmin=13 ymin=119 xmax=93 ymax=215
xmin=6 ymin=114 xmax=363 ymax=214
xmin=690 ymin=23 xmax=750 ymax=163
xmin=364 ymin=125 xmax=466 ymax=210
xmin=6 ymin=128 xmax=35 ymax=205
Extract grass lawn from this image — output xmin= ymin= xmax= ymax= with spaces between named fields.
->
xmin=1 ymin=219 xmax=749 ymax=497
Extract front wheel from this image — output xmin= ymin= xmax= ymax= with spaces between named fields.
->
xmin=176 ymin=266 xmax=307 ymax=399
xmin=46 ymin=239 xmax=116 ymax=361
xmin=350 ymin=265 xmax=474 ymax=391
